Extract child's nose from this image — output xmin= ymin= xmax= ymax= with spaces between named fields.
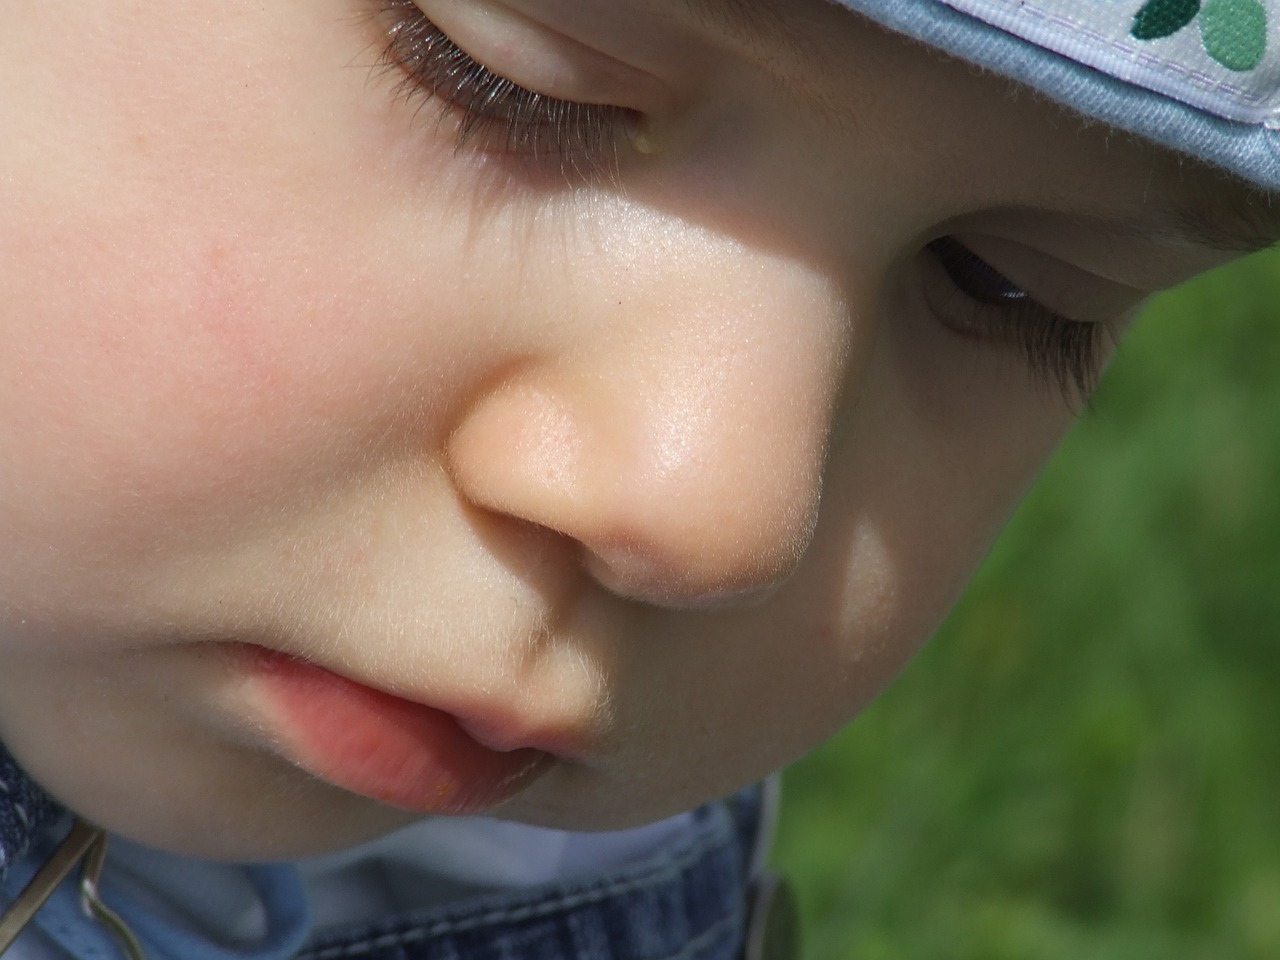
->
xmin=447 ymin=242 xmax=852 ymax=609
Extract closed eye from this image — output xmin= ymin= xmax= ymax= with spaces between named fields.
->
xmin=374 ymin=0 xmax=636 ymax=179
xmin=925 ymin=236 xmax=1111 ymax=400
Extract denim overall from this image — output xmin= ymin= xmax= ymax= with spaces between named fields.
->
xmin=1 ymin=747 xmax=795 ymax=960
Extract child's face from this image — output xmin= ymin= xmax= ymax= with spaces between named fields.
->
xmin=0 ymin=0 xmax=1267 ymax=858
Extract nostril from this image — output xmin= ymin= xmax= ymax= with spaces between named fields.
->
xmin=447 ymin=366 xmax=825 ymax=611
xmin=588 ymin=565 xmax=787 ymax=609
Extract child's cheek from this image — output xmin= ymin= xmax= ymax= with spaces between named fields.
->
xmin=0 ymin=2 xmax=475 ymax=644
xmin=0 ymin=213 xmax=356 ymax=633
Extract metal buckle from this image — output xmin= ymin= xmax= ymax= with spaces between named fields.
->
xmin=0 ymin=819 xmax=145 ymax=958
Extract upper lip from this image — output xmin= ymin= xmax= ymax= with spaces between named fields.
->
xmin=241 ymin=643 xmax=600 ymax=764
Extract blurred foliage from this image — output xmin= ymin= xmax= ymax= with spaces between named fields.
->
xmin=775 ymin=248 xmax=1280 ymax=959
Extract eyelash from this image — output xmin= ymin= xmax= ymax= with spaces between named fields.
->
xmin=371 ymin=7 xmax=1106 ymax=396
xmin=926 ymin=237 xmax=1109 ymax=398
xmin=375 ymin=0 xmax=633 ymax=177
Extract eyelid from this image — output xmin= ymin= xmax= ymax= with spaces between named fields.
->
xmin=952 ymin=234 xmax=1142 ymax=323
xmin=951 ymin=208 xmax=1204 ymax=293
xmin=410 ymin=0 xmax=664 ymax=110
xmin=921 ymin=241 xmax=1110 ymax=398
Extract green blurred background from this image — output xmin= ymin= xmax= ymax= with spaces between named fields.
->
xmin=774 ymin=248 xmax=1280 ymax=959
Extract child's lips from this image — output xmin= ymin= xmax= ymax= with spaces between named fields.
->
xmin=242 ymin=646 xmax=553 ymax=814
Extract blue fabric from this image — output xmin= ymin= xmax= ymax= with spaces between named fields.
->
xmin=295 ymin=790 xmax=760 ymax=960
xmin=0 ymin=743 xmax=59 ymax=888
xmin=1 ymin=786 xmax=761 ymax=960
xmin=2 ymin=825 xmax=312 ymax=960
xmin=832 ymin=0 xmax=1280 ymax=189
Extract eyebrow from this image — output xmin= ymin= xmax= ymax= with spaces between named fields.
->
xmin=688 ymin=0 xmax=1280 ymax=254
xmin=1020 ymin=194 xmax=1280 ymax=263
xmin=681 ymin=0 xmax=846 ymax=116
xmin=1166 ymin=189 xmax=1280 ymax=253
xmin=1083 ymin=187 xmax=1280 ymax=254
xmin=682 ymin=0 xmax=817 ymax=70
xmin=687 ymin=0 xmax=786 ymax=36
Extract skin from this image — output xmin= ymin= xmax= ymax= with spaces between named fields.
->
xmin=0 ymin=0 xmax=1258 ymax=860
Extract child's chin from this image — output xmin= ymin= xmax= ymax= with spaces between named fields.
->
xmin=63 ymin=766 xmax=429 ymax=863
xmin=169 ymin=814 xmax=424 ymax=864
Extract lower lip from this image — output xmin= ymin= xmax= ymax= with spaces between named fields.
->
xmin=246 ymin=648 xmax=549 ymax=814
